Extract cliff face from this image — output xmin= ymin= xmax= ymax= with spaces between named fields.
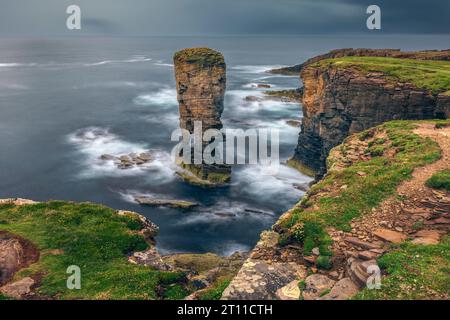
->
xmin=173 ymin=48 xmax=231 ymax=185
xmin=293 ymin=63 xmax=450 ymax=176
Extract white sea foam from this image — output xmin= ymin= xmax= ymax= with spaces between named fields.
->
xmin=0 ymin=56 xmax=152 ymax=69
xmin=67 ymin=127 xmax=175 ymax=181
xmin=143 ymin=112 xmax=179 ymax=126
xmin=226 ymin=90 xmax=299 ymax=113
xmin=234 ymin=163 xmax=312 ymax=202
xmin=134 ymin=88 xmax=178 ymax=107
xmin=154 ymin=61 xmax=174 ymax=67
xmin=231 ymin=65 xmax=288 ymax=74
xmin=176 ymin=200 xmax=274 ymax=227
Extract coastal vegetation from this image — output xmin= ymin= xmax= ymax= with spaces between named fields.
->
xmin=279 ymin=120 xmax=446 ymax=261
xmin=0 ymin=201 xmax=188 ymax=299
xmin=426 ymin=169 xmax=450 ymax=190
xmin=355 ymin=236 xmax=450 ymax=300
xmin=314 ymin=57 xmax=450 ymax=94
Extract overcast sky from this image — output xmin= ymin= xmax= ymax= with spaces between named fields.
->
xmin=0 ymin=0 xmax=448 ymax=36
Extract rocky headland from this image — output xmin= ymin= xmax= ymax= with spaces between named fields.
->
xmin=269 ymin=48 xmax=450 ymax=75
xmin=224 ymin=120 xmax=450 ymax=300
xmin=173 ymin=48 xmax=231 ymax=186
xmin=0 ymin=198 xmax=246 ymax=300
xmin=290 ymin=51 xmax=450 ymax=177
xmin=223 ymin=49 xmax=449 ymax=300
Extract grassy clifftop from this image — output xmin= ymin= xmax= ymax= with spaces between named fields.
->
xmin=0 ymin=201 xmax=187 ymax=299
xmin=313 ymin=57 xmax=450 ymax=94
xmin=174 ymin=47 xmax=225 ymax=67
xmin=276 ymin=120 xmax=449 ymax=299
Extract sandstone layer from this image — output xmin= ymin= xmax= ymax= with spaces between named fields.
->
xmin=173 ymin=48 xmax=231 ymax=185
xmin=292 ymin=56 xmax=450 ymax=177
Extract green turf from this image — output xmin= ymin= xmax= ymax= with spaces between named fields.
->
xmin=0 ymin=201 xmax=188 ymax=300
xmin=314 ymin=57 xmax=450 ymax=94
xmin=355 ymin=236 xmax=450 ymax=300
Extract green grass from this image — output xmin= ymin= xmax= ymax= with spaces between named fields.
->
xmin=281 ymin=120 xmax=445 ymax=255
xmin=426 ymin=169 xmax=450 ymax=190
xmin=197 ymin=279 xmax=231 ymax=300
xmin=174 ymin=48 xmax=225 ymax=67
xmin=0 ymin=201 xmax=189 ymax=300
xmin=314 ymin=57 xmax=450 ymax=94
xmin=355 ymin=236 xmax=450 ymax=300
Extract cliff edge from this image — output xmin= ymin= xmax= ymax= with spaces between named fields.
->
xmin=292 ymin=56 xmax=450 ymax=177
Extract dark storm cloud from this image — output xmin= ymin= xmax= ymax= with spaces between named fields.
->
xmin=0 ymin=0 xmax=448 ymax=36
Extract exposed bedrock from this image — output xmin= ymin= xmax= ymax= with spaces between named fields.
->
xmin=173 ymin=48 xmax=231 ymax=185
xmin=292 ymin=64 xmax=450 ymax=177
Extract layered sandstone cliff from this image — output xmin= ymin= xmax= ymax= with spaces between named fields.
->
xmin=173 ymin=48 xmax=231 ymax=185
xmin=292 ymin=57 xmax=450 ymax=177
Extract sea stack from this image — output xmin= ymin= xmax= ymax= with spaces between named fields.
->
xmin=173 ymin=47 xmax=231 ymax=186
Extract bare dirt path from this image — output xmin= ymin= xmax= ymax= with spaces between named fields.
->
xmin=325 ymin=122 xmax=450 ymax=295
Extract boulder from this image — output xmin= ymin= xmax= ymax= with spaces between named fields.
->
xmin=318 ymin=278 xmax=359 ymax=300
xmin=275 ymin=280 xmax=301 ymax=300
xmin=302 ymin=274 xmax=336 ymax=300
xmin=134 ymin=197 xmax=198 ymax=209
xmin=0 ymin=277 xmax=35 ymax=299
xmin=373 ymin=228 xmax=407 ymax=243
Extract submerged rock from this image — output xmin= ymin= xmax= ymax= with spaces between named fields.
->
xmin=100 ymin=151 xmax=153 ymax=170
xmin=134 ymin=196 xmax=198 ymax=209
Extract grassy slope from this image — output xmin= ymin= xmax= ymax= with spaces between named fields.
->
xmin=356 ymin=235 xmax=450 ymax=300
xmin=314 ymin=57 xmax=450 ymax=94
xmin=0 ymin=201 xmax=187 ymax=300
xmin=279 ymin=120 xmax=447 ymax=266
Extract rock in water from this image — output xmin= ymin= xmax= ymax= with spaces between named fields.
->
xmin=173 ymin=48 xmax=231 ymax=186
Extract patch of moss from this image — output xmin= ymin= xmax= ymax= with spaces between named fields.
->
xmin=0 ymin=201 xmax=189 ymax=300
xmin=426 ymin=169 xmax=450 ymax=190
xmin=174 ymin=48 xmax=225 ymax=67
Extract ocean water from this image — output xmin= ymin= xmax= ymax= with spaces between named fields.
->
xmin=1 ymin=35 xmax=449 ymax=255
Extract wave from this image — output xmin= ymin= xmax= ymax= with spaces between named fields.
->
xmin=233 ymin=163 xmax=312 ymax=203
xmin=0 ymin=56 xmax=152 ymax=69
xmin=176 ymin=200 xmax=274 ymax=227
xmin=231 ymin=65 xmax=288 ymax=74
xmin=67 ymin=127 xmax=175 ymax=181
xmin=154 ymin=61 xmax=174 ymax=68
xmin=73 ymin=81 xmax=154 ymax=90
xmin=133 ymin=88 xmax=178 ymax=107
xmin=225 ymin=90 xmax=299 ymax=114
xmin=83 ymin=56 xmax=152 ymax=67
xmin=0 ymin=62 xmax=38 ymax=68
